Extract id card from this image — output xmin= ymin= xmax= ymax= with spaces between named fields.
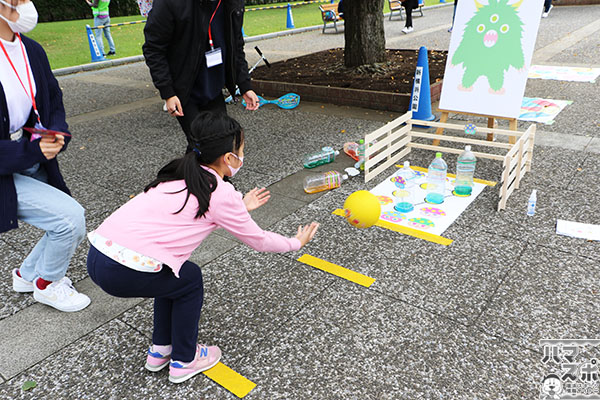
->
xmin=205 ymin=48 xmax=223 ymax=68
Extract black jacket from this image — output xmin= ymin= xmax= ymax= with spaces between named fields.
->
xmin=143 ymin=0 xmax=251 ymax=104
xmin=1 ymin=35 xmax=71 ymax=233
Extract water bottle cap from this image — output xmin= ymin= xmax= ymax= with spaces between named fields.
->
xmin=342 ymin=174 xmax=349 ymax=180
xmin=404 ymin=161 xmax=410 ymax=168
xmin=465 ymin=145 xmax=471 ymax=152
xmin=436 ymin=152 xmax=442 ymax=158
xmin=359 ymin=139 xmax=364 ymax=144
xmin=334 ymin=150 xmax=340 ymax=156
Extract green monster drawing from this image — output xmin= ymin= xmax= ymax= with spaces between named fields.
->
xmin=451 ymin=0 xmax=525 ymax=94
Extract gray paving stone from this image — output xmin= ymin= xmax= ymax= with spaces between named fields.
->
xmin=0 ymin=278 xmax=143 ymax=379
xmin=0 ymin=245 xmax=33 ymax=321
xmin=241 ymin=283 xmax=547 ymax=399
xmin=0 ymin=319 xmax=233 ymax=399
xmin=58 ymin=78 xmax=157 ymax=118
xmin=549 ymin=28 xmax=600 ymax=66
xmin=477 ymin=244 xmax=600 ymax=350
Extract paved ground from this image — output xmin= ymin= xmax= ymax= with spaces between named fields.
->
xmin=1 ymin=3 xmax=600 ymax=399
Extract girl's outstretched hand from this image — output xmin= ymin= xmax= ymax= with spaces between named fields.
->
xmin=243 ymin=187 xmax=271 ymax=211
xmin=296 ymin=222 xmax=320 ymax=247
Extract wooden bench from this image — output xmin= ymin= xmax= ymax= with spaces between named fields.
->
xmin=389 ymin=0 xmax=404 ymax=20
xmin=319 ymin=3 xmax=341 ymax=33
xmin=388 ymin=0 xmax=424 ymax=20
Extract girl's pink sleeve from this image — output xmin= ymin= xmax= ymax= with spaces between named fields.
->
xmin=213 ymin=189 xmax=301 ymax=253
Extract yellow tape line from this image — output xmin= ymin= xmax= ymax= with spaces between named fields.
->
xmin=332 ymin=209 xmax=453 ymax=246
xmin=297 ymin=254 xmax=375 ymax=288
xmin=203 ymin=362 xmax=256 ymax=398
xmin=396 ymin=165 xmax=497 ymax=187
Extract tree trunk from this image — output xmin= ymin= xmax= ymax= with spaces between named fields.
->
xmin=344 ymin=0 xmax=386 ymax=68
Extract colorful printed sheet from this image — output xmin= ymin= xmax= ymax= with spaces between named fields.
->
xmin=369 ymin=168 xmax=487 ymax=236
xmin=528 ymin=65 xmax=600 ymax=83
xmin=518 ymin=97 xmax=572 ymax=125
xmin=556 ymin=220 xmax=600 ymax=241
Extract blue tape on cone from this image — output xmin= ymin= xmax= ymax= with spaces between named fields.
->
xmin=286 ymin=4 xmax=295 ymax=29
xmin=86 ymin=25 xmax=106 ymax=62
xmin=410 ymin=46 xmax=435 ymax=124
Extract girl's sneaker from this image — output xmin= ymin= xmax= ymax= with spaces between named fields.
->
xmin=145 ymin=346 xmax=171 ymax=372
xmin=168 ymin=344 xmax=221 ymax=384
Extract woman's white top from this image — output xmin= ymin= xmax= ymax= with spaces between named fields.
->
xmin=0 ymin=35 xmax=36 ymax=135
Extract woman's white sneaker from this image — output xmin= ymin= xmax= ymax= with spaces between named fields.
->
xmin=33 ymin=277 xmax=91 ymax=312
xmin=12 ymin=269 xmax=34 ymax=293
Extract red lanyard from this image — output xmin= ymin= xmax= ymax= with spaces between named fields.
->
xmin=0 ymin=33 xmax=39 ymax=122
xmin=207 ymin=0 xmax=223 ymax=50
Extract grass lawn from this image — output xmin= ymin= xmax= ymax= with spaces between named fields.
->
xmin=27 ymin=0 xmax=452 ymax=70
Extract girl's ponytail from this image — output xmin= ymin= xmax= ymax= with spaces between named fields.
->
xmin=145 ymin=111 xmax=243 ymax=219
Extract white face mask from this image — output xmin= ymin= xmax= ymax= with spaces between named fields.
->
xmin=0 ymin=0 xmax=38 ymax=34
xmin=227 ymin=152 xmax=243 ymax=177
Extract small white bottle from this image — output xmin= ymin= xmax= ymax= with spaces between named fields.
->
xmin=527 ymin=190 xmax=537 ymax=216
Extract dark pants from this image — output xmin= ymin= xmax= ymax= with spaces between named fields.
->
xmin=544 ymin=0 xmax=552 ymax=12
xmin=404 ymin=5 xmax=413 ymax=28
xmin=87 ymin=245 xmax=204 ymax=362
xmin=177 ymin=94 xmax=227 ymax=152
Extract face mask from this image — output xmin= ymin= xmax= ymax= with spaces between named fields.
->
xmin=227 ymin=152 xmax=243 ymax=177
xmin=0 ymin=0 xmax=38 ymax=33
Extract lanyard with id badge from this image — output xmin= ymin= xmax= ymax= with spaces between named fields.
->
xmin=0 ymin=33 xmax=68 ymax=142
xmin=205 ymin=0 xmax=223 ymax=68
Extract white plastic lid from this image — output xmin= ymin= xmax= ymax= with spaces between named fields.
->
xmin=404 ymin=161 xmax=410 ymax=168
xmin=465 ymin=145 xmax=471 ymax=151
xmin=334 ymin=150 xmax=340 ymax=156
xmin=342 ymin=174 xmax=349 ymax=180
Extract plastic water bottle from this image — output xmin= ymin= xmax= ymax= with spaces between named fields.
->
xmin=454 ymin=145 xmax=477 ymax=196
xmin=527 ymin=190 xmax=537 ymax=216
xmin=425 ymin=152 xmax=447 ymax=204
xmin=355 ymin=139 xmax=366 ymax=170
xmin=303 ymin=146 xmax=339 ymax=169
xmin=394 ymin=161 xmax=416 ymax=213
xmin=303 ymin=171 xmax=348 ymax=194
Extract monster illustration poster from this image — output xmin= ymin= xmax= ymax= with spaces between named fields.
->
xmin=439 ymin=0 xmax=544 ymax=118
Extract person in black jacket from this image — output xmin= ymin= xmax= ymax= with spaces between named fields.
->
xmin=143 ymin=0 xmax=259 ymax=149
xmin=0 ymin=0 xmax=90 ymax=312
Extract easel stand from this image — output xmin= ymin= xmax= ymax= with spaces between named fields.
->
xmin=362 ymin=111 xmax=536 ymax=210
xmin=433 ymin=110 xmax=517 ymax=146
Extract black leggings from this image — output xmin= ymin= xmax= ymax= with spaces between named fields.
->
xmin=404 ymin=5 xmax=413 ymax=28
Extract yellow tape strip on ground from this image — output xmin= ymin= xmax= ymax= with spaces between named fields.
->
xmin=203 ymin=362 xmax=256 ymax=399
xmin=396 ymin=165 xmax=498 ymax=187
xmin=332 ymin=209 xmax=453 ymax=246
xmin=297 ymin=254 xmax=375 ymax=288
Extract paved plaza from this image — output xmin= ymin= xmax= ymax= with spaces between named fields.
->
xmin=1 ymin=3 xmax=600 ymax=399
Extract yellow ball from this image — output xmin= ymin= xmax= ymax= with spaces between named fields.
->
xmin=343 ymin=190 xmax=381 ymax=229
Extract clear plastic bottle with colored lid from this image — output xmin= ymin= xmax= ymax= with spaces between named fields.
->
xmin=425 ymin=152 xmax=447 ymax=204
xmin=394 ymin=161 xmax=416 ymax=213
xmin=303 ymin=146 xmax=339 ymax=169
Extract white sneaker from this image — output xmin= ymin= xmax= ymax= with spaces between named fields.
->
xmin=542 ymin=4 xmax=552 ymax=17
xmin=33 ymin=277 xmax=91 ymax=312
xmin=12 ymin=268 xmax=34 ymax=293
xmin=402 ymin=27 xmax=411 ymax=34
